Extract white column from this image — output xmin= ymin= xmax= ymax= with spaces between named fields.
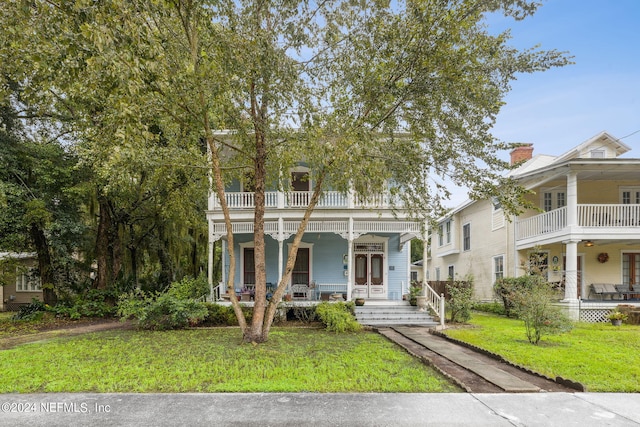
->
xmin=347 ymin=217 xmax=354 ymax=300
xmin=208 ymin=241 xmax=214 ymax=300
xmin=221 ymin=239 xmax=227 ymax=289
xmin=278 ymin=217 xmax=284 ymax=282
xmin=567 ymin=171 xmax=578 ymax=228
xmin=563 ymin=239 xmax=580 ymax=301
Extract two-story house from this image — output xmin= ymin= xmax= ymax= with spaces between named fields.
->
xmin=205 ymin=165 xmax=428 ymax=304
xmin=428 ymin=131 xmax=640 ymax=321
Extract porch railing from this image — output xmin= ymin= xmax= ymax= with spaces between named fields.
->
xmin=424 ymin=283 xmax=445 ymax=327
xmin=211 ymin=191 xmax=395 ymax=210
xmin=517 ymin=206 xmax=567 ymax=240
xmin=517 ymin=204 xmax=640 ymax=240
xmin=578 ymin=204 xmax=640 ymax=227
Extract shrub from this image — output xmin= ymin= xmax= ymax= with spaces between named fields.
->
xmin=510 ymin=280 xmax=573 ymax=344
xmin=12 ymin=299 xmax=47 ymax=321
xmin=315 ymin=302 xmax=362 ymax=333
xmin=472 ymin=301 xmax=506 ymax=315
xmin=167 ymin=275 xmax=209 ymax=300
xmin=200 ymin=303 xmax=252 ymax=326
xmin=409 ymin=281 xmax=423 ymax=306
xmin=446 ymin=280 xmax=474 ymax=323
xmin=494 ymin=276 xmax=543 ymax=317
xmin=117 ymin=291 xmax=208 ymax=330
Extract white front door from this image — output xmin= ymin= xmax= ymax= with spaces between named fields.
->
xmin=353 ymin=241 xmax=387 ymax=299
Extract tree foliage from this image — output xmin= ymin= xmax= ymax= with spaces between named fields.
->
xmin=0 ymin=0 xmax=570 ymax=341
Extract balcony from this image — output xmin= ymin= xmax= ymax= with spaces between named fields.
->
xmin=209 ymin=191 xmax=396 ymax=211
xmin=516 ymin=204 xmax=640 ymax=241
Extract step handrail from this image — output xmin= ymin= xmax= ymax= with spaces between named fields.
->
xmin=424 ymin=283 xmax=445 ymax=327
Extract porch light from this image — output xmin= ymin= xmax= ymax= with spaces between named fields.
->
xmin=584 ymin=240 xmax=594 ymax=247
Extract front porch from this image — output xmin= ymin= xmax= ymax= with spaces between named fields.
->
xmin=577 ymin=300 xmax=640 ymax=323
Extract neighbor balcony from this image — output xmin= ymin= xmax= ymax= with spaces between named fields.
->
xmin=516 ymin=204 xmax=640 ymax=245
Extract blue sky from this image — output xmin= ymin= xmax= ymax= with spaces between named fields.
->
xmin=491 ymin=0 xmax=640 ymax=154
xmin=448 ymin=0 xmax=640 ymax=205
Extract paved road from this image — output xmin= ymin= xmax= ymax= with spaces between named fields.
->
xmin=1 ymin=393 xmax=639 ymax=426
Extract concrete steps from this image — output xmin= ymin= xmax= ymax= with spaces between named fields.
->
xmin=355 ymin=302 xmax=438 ymax=327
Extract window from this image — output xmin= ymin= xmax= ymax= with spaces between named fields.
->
xmin=463 ymin=223 xmax=470 ymax=251
xmin=493 ymin=255 xmax=504 ymax=283
xmin=445 ymin=221 xmax=451 ymax=244
xmin=15 ymin=267 xmax=41 ymax=292
xmin=623 ymin=253 xmax=640 ymax=286
xmin=542 ymin=189 xmax=566 ymax=212
xmin=620 ymin=187 xmax=640 ymax=204
xmin=590 ymin=149 xmax=605 ymax=158
xmin=448 ymin=265 xmax=455 ymax=280
xmin=410 ymin=271 xmax=418 ymax=281
xmin=435 ymin=267 xmax=440 ymax=281
xmin=437 ymin=224 xmax=444 ymax=246
xmin=292 ymin=248 xmax=310 ymax=285
xmin=491 ymin=197 xmax=502 ymax=211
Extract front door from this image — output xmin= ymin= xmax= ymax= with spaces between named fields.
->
xmin=353 ymin=244 xmax=386 ymax=299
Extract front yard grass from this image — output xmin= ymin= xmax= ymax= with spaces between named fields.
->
xmin=444 ymin=312 xmax=640 ymax=392
xmin=0 ymin=327 xmax=461 ymax=393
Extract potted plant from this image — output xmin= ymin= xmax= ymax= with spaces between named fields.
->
xmin=354 ymin=297 xmax=365 ymax=306
xmin=607 ymin=309 xmax=627 ymax=326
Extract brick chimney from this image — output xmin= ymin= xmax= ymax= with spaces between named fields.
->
xmin=510 ymin=144 xmax=533 ymax=165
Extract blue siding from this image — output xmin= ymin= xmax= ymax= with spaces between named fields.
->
xmin=226 ymin=232 xmax=410 ymax=300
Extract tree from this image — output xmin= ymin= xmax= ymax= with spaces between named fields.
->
xmin=0 ymin=0 xmax=570 ymax=342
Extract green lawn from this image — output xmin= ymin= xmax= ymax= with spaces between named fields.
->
xmin=0 ymin=327 xmax=461 ymax=393
xmin=445 ymin=312 xmax=640 ymax=392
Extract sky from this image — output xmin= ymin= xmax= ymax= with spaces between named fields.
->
xmin=447 ymin=0 xmax=640 ymax=206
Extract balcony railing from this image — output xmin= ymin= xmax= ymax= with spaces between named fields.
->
xmin=210 ymin=191 xmax=395 ymax=210
xmin=517 ymin=204 xmax=640 ymax=240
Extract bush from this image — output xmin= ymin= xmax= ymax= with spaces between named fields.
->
xmin=494 ymin=276 xmax=543 ymax=317
xmin=509 ymin=280 xmax=573 ymax=344
xmin=472 ymin=301 xmax=506 ymax=315
xmin=408 ymin=281 xmax=423 ymax=306
xmin=167 ymin=275 xmax=209 ymax=300
xmin=200 ymin=303 xmax=252 ymax=326
xmin=117 ymin=291 xmax=208 ymax=330
xmin=315 ymin=302 xmax=362 ymax=333
xmin=12 ymin=299 xmax=47 ymax=321
xmin=446 ymin=280 xmax=474 ymax=323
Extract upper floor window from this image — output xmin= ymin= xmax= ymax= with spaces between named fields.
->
xmin=542 ymin=189 xmax=566 ymax=212
xmin=463 ymin=223 xmax=471 ymax=251
xmin=590 ymin=149 xmax=605 ymax=158
xmin=437 ymin=224 xmax=444 ymax=246
xmin=620 ymin=187 xmax=640 ymax=204
xmin=445 ymin=220 xmax=451 ymax=244
xmin=437 ymin=219 xmax=452 ymax=246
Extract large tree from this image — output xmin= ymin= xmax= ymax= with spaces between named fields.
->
xmin=0 ymin=0 xmax=569 ymax=342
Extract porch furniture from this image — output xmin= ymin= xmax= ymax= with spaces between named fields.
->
xmin=291 ymin=284 xmax=310 ymax=300
xmin=615 ymin=285 xmax=639 ymax=300
xmin=589 ymin=283 xmax=621 ymax=300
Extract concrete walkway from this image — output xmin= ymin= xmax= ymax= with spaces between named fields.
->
xmin=1 ymin=392 xmax=640 ymax=426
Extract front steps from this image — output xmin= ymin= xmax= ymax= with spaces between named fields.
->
xmin=355 ymin=301 xmax=438 ymax=327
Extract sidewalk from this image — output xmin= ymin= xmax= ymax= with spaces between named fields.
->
xmin=1 ymin=392 xmax=639 ymax=426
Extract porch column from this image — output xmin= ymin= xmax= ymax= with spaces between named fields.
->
xmin=346 ymin=217 xmax=355 ymax=300
xmin=422 ymin=239 xmax=428 ymax=292
xmin=208 ymin=241 xmax=214 ymax=300
xmin=278 ymin=218 xmax=284 ymax=283
xmin=567 ymin=171 xmax=578 ymax=229
xmin=221 ymin=239 xmax=227 ymax=288
xmin=563 ymin=239 xmax=580 ymax=301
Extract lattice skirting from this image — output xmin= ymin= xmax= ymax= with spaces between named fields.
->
xmin=580 ymin=308 xmax=613 ymax=323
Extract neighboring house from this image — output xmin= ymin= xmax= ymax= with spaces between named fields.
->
xmin=0 ymin=252 xmax=43 ymax=311
xmin=428 ymin=131 xmax=640 ymax=321
xmin=206 ymin=165 xmax=427 ymax=302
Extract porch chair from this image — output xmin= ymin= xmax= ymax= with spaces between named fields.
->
xmin=291 ymin=284 xmax=309 ymax=300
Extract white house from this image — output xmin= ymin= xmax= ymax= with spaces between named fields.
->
xmin=427 ymin=131 xmax=640 ymax=321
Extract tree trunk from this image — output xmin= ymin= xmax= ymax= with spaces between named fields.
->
xmin=29 ymin=223 xmax=56 ymax=305
xmin=95 ymin=196 xmax=112 ymax=290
